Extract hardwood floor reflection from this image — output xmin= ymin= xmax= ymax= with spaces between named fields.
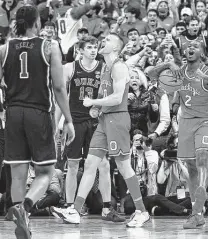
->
xmin=0 ymin=216 xmax=208 ymax=239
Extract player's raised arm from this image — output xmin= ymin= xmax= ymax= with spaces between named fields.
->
xmin=50 ymin=40 xmax=75 ymax=144
xmin=70 ymin=0 xmax=99 ymax=20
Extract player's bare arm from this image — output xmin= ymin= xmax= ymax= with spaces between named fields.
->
xmin=50 ymin=40 xmax=75 ymax=144
xmin=70 ymin=0 xmax=99 ymax=20
xmin=54 ymin=62 xmax=74 ymax=127
xmin=196 ymin=68 xmax=208 ymax=90
xmin=0 ymin=44 xmax=7 ymax=81
xmin=83 ymin=62 xmax=129 ymax=107
xmin=148 ymin=61 xmax=182 ymax=82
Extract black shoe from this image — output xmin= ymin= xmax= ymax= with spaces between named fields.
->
xmin=9 ymin=204 xmax=31 ymax=239
xmin=102 ymin=207 xmax=126 ymax=223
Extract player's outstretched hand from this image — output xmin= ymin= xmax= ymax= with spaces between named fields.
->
xmin=62 ymin=122 xmax=75 ymax=146
xmin=83 ymin=97 xmax=93 ymax=107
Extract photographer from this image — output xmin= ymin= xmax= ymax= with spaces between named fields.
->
xmin=124 ymin=134 xmax=192 ymax=216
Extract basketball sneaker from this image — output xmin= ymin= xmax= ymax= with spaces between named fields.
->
xmin=102 ymin=207 xmax=126 ymax=222
xmin=183 ymin=214 xmax=205 ymax=229
xmin=51 ymin=205 xmax=80 ymax=224
xmin=126 ymin=210 xmax=150 ymax=228
xmin=9 ymin=204 xmax=31 ymax=239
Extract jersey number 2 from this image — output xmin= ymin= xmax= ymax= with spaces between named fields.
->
xmin=185 ymin=95 xmax=191 ymax=106
xmin=19 ymin=52 xmax=29 ymax=79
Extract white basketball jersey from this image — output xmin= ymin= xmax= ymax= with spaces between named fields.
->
xmin=57 ymin=8 xmax=83 ymax=54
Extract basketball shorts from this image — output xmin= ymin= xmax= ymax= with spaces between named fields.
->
xmin=89 ymin=112 xmax=131 ymax=157
xmin=64 ymin=119 xmax=98 ymax=160
xmin=4 ymin=106 xmax=56 ymax=165
xmin=177 ymin=117 xmax=208 ymax=160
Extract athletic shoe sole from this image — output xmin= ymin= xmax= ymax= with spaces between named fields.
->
xmin=9 ymin=206 xmax=31 ymax=239
xmin=126 ymin=216 xmax=151 ymax=228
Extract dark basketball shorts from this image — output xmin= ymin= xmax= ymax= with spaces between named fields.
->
xmin=89 ymin=112 xmax=131 ymax=157
xmin=4 ymin=106 xmax=56 ymax=165
xmin=64 ymin=119 xmax=98 ymax=160
xmin=177 ymin=117 xmax=208 ymax=160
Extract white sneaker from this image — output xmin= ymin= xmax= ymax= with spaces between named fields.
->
xmin=51 ymin=205 xmax=80 ymax=224
xmin=126 ymin=210 xmax=150 ymax=228
xmin=64 ymin=206 xmax=80 ymax=224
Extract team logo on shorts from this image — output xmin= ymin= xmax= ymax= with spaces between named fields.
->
xmin=110 ymin=141 xmax=117 ymax=151
xmin=202 ymin=136 xmax=208 ymax=145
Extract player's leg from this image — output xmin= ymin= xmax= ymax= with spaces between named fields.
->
xmin=177 ymin=118 xmax=198 ymax=204
xmin=23 ymin=108 xmax=56 ymax=213
xmin=106 ymin=112 xmax=149 ymax=227
xmin=182 ymin=119 xmax=207 ymax=229
xmin=98 ymin=157 xmax=111 ymax=212
xmin=65 ymin=122 xmax=86 ymax=207
xmin=4 ymin=106 xmax=32 ymax=238
xmin=115 ymin=156 xmax=150 ymax=227
xmin=84 ymin=120 xmax=117 ymax=220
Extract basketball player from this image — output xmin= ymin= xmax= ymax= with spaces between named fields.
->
xmin=57 ymin=0 xmax=100 ymax=55
xmin=51 ymin=36 xmax=124 ymax=223
xmin=0 ymin=5 xmax=74 ymax=239
xmin=157 ymin=40 xmax=208 ymax=229
xmin=61 ymin=33 xmax=150 ymax=227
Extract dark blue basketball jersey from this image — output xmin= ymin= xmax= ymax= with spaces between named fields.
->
xmin=69 ymin=60 xmax=102 ymax=123
xmin=3 ymin=37 xmax=54 ymax=112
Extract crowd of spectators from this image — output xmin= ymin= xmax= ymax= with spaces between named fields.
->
xmin=0 ymin=0 xmax=208 ymax=218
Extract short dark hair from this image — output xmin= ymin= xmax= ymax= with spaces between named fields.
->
xmin=125 ymin=6 xmax=141 ymax=19
xmin=44 ymin=21 xmax=56 ymax=29
xmin=127 ymin=28 xmax=139 ymax=37
xmin=187 ymin=15 xmax=200 ymax=26
xmin=15 ymin=5 xmax=39 ymax=36
xmin=79 ymin=36 xmax=98 ymax=49
xmin=147 ymin=9 xmax=158 ymax=16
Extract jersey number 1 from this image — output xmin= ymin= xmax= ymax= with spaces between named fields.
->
xmin=19 ymin=52 xmax=29 ymax=79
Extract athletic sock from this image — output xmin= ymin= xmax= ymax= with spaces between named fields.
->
xmin=23 ymin=198 xmax=34 ymax=213
xmin=74 ymin=196 xmax=85 ymax=214
xmin=103 ymin=202 xmax=111 ymax=209
xmin=125 ymin=175 xmax=146 ymax=212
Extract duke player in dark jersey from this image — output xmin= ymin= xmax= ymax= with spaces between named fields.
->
xmin=0 ymin=6 xmax=75 ymax=239
xmin=159 ymin=40 xmax=208 ymax=229
xmin=52 ymin=36 xmax=124 ymax=223
xmin=63 ymin=33 xmax=151 ymax=227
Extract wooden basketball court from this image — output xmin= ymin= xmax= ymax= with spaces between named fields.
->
xmin=0 ymin=216 xmax=208 ymax=239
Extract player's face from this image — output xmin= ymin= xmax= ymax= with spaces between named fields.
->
xmin=185 ymin=41 xmax=202 ymax=62
xmin=130 ymin=70 xmax=142 ymax=90
xmin=99 ymin=35 xmax=115 ymax=55
xmin=187 ymin=20 xmax=199 ymax=36
xmin=128 ymin=31 xmax=139 ymax=43
xmin=81 ymin=43 xmax=98 ymax=60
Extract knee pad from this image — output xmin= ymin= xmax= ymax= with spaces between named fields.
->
xmin=196 ymin=149 xmax=208 ymax=168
